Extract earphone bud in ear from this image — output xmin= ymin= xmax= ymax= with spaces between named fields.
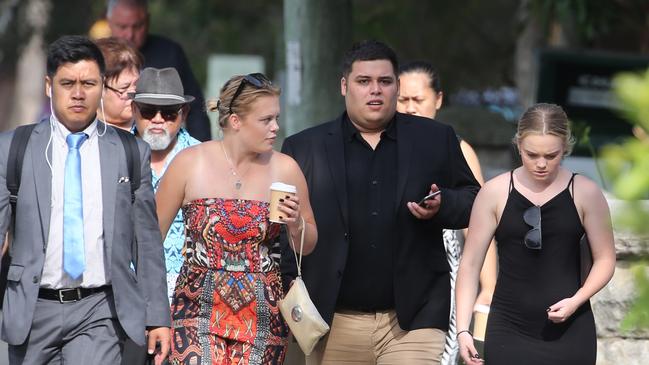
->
xmin=48 ymin=85 xmax=52 ymax=98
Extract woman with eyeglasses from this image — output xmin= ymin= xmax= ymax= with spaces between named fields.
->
xmin=95 ymin=37 xmax=142 ymax=130
xmin=156 ymin=73 xmax=318 ymax=364
xmin=455 ymin=103 xmax=615 ymax=365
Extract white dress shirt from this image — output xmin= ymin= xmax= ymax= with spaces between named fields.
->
xmin=41 ymin=120 xmax=108 ymax=289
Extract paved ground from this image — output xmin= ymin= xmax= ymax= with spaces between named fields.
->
xmin=0 ymin=316 xmax=302 ymax=365
xmin=0 ymin=313 xmax=7 ymax=365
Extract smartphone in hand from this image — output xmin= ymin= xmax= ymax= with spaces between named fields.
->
xmin=417 ymin=190 xmax=441 ymax=206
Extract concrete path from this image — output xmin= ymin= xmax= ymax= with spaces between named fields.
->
xmin=0 ymin=313 xmax=7 ymax=365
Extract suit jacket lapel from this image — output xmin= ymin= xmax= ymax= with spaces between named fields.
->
xmin=395 ymin=115 xmax=413 ymax=212
xmin=324 ymin=120 xmax=350 ymax=231
xmin=99 ymin=125 xmax=119 ymax=256
xmin=31 ymin=121 xmax=53 ymax=245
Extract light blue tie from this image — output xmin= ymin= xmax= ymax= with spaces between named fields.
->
xmin=63 ymin=132 xmax=88 ymax=279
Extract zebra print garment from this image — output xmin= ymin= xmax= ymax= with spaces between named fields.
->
xmin=441 ymin=228 xmax=464 ymax=365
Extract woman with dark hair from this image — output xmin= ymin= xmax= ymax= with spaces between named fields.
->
xmin=95 ymin=36 xmax=143 ymax=130
xmin=397 ymin=61 xmax=497 ymax=365
xmin=156 ymin=73 xmax=317 ymax=364
xmin=456 ymin=103 xmax=615 ymax=364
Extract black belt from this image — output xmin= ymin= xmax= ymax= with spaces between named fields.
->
xmin=38 ymin=285 xmax=110 ymax=303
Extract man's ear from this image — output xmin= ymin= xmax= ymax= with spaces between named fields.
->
xmin=340 ymin=77 xmax=347 ymax=97
xmin=180 ymin=105 xmax=190 ymax=122
xmin=45 ymin=77 xmax=52 ymax=98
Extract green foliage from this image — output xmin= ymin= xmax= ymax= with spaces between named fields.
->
xmin=621 ymin=262 xmax=649 ymax=331
xmin=603 ymin=69 xmax=649 ymax=331
xmin=571 ymin=120 xmax=609 ymax=190
xmin=612 ymin=70 xmax=649 ymax=134
xmin=602 ymin=139 xmax=649 ymax=201
xmin=530 ymin=0 xmax=617 ymax=42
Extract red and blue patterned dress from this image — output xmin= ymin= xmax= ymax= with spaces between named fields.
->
xmin=169 ymin=198 xmax=288 ymax=365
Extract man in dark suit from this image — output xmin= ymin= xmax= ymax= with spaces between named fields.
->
xmin=0 ymin=35 xmax=170 ymax=365
xmin=106 ymin=0 xmax=212 ymax=141
xmin=281 ymin=40 xmax=480 ymax=364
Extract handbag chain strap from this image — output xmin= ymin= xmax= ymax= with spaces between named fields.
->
xmin=287 ymin=216 xmax=306 ymax=277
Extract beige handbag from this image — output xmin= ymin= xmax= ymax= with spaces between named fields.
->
xmin=279 ymin=218 xmax=330 ymax=355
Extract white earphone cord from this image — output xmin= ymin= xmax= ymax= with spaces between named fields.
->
xmin=98 ymin=94 xmax=107 ymax=137
xmin=45 ymin=84 xmax=107 ymax=171
xmin=45 ymin=86 xmax=55 ymax=172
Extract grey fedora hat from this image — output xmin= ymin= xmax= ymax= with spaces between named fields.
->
xmin=129 ymin=67 xmax=195 ymax=106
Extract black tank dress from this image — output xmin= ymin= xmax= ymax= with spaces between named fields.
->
xmin=485 ymin=172 xmax=596 ymax=364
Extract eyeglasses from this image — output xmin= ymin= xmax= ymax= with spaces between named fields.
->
xmin=135 ymin=103 xmax=183 ymax=121
xmin=105 ymin=84 xmax=132 ymax=100
xmin=523 ymin=205 xmax=542 ymax=250
xmin=228 ymin=73 xmax=270 ymax=114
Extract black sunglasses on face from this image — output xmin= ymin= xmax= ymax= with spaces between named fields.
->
xmin=523 ymin=205 xmax=542 ymax=250
xmin=228 ymin=73 xmax=270 ymax=114
xmin=136 ymin=103 xmax=183 ymax=121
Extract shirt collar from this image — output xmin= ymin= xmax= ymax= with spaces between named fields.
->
xmin=53 ymin=118 xmax=98 ymax=142
xmin=342 ymin=113 xmax=397 ymax=142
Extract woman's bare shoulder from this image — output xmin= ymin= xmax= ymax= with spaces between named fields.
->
xmin=271 ymin=150 xmax=301 ymax=172
xmin=172 ymin=141 xmax=204 ymax=160
xmin=165 ymin=141 xmax=214 ymax=175
xmin=482 ymin=171 xmax=512 ymax=193
xmin=572 ymin=173 xmax=607 ymax=203
xmin=472 ymin=171 xmax=511 ymax=210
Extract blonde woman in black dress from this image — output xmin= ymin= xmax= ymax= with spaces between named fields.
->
xmin=455 ymin=103 xmax=615 ymax=364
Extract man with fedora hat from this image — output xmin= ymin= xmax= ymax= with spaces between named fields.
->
xmin=121 ymin=66 xmax=199 ymax=365
xmin=131 ymin=66 xmax=200 ymax=304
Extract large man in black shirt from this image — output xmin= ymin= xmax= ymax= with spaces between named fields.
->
xmin=106 ymin=0 xmax=212 ymax=141
xmin=281 ymin=40 xmax=480 ymax=364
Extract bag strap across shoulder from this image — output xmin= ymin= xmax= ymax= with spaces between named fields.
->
xmin=7 ymin=124 xmax=37 ymax=212
xmin=287 ymin=217 xmax=306 ymax=277
xmin=2 ymin=123 xmax=36 ymax=309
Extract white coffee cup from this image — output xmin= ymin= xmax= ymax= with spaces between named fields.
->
xmin=472 ymin=304 xmax=490 ymax=341
xmin=269 ymin=182 xmax=297 ymax=223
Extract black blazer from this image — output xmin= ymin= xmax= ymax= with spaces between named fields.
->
xmin=281 ymin=111 xmax=480 ymax=331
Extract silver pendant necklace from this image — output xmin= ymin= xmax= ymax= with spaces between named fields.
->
xmin=220 ymin=141 xmax=251 ymax=190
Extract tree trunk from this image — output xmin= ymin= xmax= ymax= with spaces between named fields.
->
xmin=283 ymin=0 xmax=352 ymax=137
xmin=514 ymin=0 xmax=544 ymax=110
xmin=8 ymin=0 xmax=50 ymax=129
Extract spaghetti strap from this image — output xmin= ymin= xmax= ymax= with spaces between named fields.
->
xmin=509 ymin=170 xmax=515 ymax=193
xmin=567 ymin=173 xmax=578 ymax=199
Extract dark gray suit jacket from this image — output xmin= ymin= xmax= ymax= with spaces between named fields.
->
xmin=0 ymin=120 xmax=170 ymax=346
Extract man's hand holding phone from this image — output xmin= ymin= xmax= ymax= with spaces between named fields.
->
xmin=407 ymin=184 xmax=441 ymax=220
xmin=417 ymin=190 xmax=441 ymax=206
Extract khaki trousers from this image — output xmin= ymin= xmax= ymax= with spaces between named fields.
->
xmin=306 ymin=310 xmax=445 ymax=365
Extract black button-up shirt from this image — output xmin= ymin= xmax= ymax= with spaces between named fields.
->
xmin=336 ymin=116 xmax=398 ymax=311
